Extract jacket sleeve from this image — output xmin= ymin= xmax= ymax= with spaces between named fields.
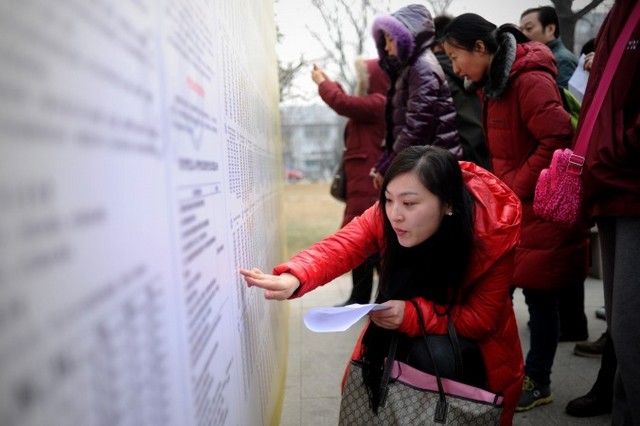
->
xmin=450 ymin=83 xmax=487 ymax=163
xmin=398 ymin=249 xmax=515 ymax=340
xmin=392 ymin=64 xmax=440 ymax=154
xmin=374 ymin=150 xmax=395 ymax=175
xmin=555 ymin=54 xmax=578 ymax=89
xmin=318 ymin=81 xmax=386 ymax=123
xmin=509 ymin=72 xmax=574 ymax=199
xmin=273 ymin=204 xmax=383 ymax=298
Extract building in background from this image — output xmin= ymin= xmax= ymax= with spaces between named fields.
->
xmin=281 ymin=104 xmax=347 ymax=182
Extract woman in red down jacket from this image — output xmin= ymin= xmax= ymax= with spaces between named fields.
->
xmin=312 ymin=57 xmax=389 ymax=304
xmin=442 ymin=14 xmax=590 ymax=413
xmin=241 ymin=145 xmax=524 ymax=425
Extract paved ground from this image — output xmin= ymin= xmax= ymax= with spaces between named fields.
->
xmin=279 ymin=274 xmax=610 ymax=425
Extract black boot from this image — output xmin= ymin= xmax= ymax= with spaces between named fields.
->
xmin=565 ymin=392 xmax=612 ymax=417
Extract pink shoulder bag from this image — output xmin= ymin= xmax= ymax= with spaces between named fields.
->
xmin=534 ymin=3 xmax=640 ymax=225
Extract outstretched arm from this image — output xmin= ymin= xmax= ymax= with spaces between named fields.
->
xmin=239 ymin=268 xmax=300 ymax=300
xmin=311 ymin=63 xmax=330 ymax=85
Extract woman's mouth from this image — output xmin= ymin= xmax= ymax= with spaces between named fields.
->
xmin=394 ymin=228 xmax=407 ymax=236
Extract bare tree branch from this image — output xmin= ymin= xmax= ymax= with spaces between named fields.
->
xmin=425 ymin=0 xmax=453 ymax=16
xmin=551 ymin=0 xmax=607 ymax=51
xmin=279 ymin=58 xmax=306 ymax=102
xmin=304 ymin=0 xmax=385 ymax=94
xmin=574 ymin=0 xmax=607 ymax=20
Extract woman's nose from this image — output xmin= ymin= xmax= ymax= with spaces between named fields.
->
xmin=388 ymin=204 xmax=401 ymax=221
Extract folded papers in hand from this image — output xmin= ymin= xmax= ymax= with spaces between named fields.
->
xmin=303 ymin=303 xmax=390 ymax=332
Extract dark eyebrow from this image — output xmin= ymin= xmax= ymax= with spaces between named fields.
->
xmin=385 ymin=190 xmax=420 ymax=196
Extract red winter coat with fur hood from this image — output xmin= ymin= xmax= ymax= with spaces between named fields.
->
xmin=318 ymin=58 xmax=389 ymax=226
xmin=478 ymin=34 xmax=590 ymax=290
xmin=274 ymin=162 xmax=524 ymax=425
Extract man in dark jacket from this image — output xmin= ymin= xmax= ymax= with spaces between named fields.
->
xmin=520 ymin=6 xmax=578 ymax=88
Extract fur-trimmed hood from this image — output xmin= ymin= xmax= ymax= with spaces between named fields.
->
xmin=372 ymin=4 xmax=435 ymax=67
xmin=354 ymin=57 xmax=390 ymax=97
xmin=479 ymin=32 xmax=558 ymax=99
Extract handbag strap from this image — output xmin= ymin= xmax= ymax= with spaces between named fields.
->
xmin=381 ymin=309 xmax=460 ymax=392
xmin=410 ymin=300 xmax=465 ymax=378
xmin=446 ymin=314 xmax=465 ymax=379
xmin=379 ymin=332 xmax=399 ymax=406
xmin=379 ymin=300 xmax=456 ymax=422
xmin=572 ymin=2 xmax=640 ymax=159
xmin=409 ymin=300 xmax=450 ymax=422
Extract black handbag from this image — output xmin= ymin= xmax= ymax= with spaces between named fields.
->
xmin=330 ymin=154 xmax=346 ymax=202
xmin=403 ymin=305 xmax=486 ymax=388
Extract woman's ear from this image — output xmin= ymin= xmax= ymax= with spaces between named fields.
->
xmin=474 ymin=40 xmax=486 ymax=53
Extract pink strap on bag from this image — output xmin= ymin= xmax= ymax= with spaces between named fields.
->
xmin=389 ymin=361 xmax=504 ymax=405
xmin=570 ymin=1 xmax=640 ymax=172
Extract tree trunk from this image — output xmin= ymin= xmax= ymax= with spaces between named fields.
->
xmin=554 ymin=2 xmax=577 ymax=52
xmin=552 ymin=0 xmax=608 ymax=54
xmin=558 ymin=14 xmax=577 ymax=53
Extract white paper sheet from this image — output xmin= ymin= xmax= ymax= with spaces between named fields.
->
xmin=303 ymin=304 xmax=391 ymax=332
xmin=568 ymin=54 xmax=589 ymax=103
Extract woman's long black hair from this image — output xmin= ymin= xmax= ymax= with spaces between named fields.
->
xmin=360 ymin=145 xmax=476 ymax=412
xmin=377 ymin=145 xmax=475 ymax=305
xmin=441 ymin=13 xmax=529 ymax=53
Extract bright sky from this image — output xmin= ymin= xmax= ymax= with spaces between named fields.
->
xmin=274 ymin=0 xmax=599 ymax=102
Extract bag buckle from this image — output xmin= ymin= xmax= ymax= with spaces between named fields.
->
xmin=567 ymin=153 xmax=585 ymax=175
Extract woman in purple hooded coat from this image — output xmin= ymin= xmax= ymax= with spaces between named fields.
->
xmin=369 ymin=4 xmax=462 ymax=189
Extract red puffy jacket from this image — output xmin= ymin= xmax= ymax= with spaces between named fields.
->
xmin=274 ymin=162 xmax=524 ymax=424
xmin=318 ymin=58 xmax=388 ymax=226
xmin=480 ymin=40 xmax=589 ymax=290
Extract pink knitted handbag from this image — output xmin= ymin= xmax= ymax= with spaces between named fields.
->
xmin=534 ymin=4 xmax=640 ymax=225
xmin=534 ymin=148 xmax=585 ymax=225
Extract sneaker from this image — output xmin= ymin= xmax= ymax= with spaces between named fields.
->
xmin=595 ymin=306 xmax=606 ymax=321
xmin=574 ymin=332 xmax=607 ymax=358
xmin=516 ymin=376 xmax=553 ymax=412
xmin=566 ymin=392 xmax=612 ymax=417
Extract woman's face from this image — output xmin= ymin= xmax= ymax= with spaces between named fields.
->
xmin=384 ymin=32 xmax=398 ymax=57
xmin=384 ymin=172 xmax=450 ymax=248
xmin=443 ymin=40 xmax=491 ymax=83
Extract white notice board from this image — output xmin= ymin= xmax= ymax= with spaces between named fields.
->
xmin=0 ymin=1 xmax=287 ymax=425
